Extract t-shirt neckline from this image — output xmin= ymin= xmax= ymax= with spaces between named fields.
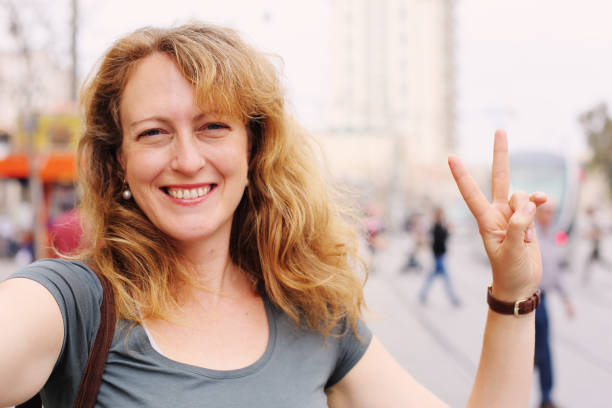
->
xmin=139 ymin=296 xmax=277 ymax=379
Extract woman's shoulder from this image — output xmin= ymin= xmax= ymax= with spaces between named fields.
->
xmin=11 ymin=258 xmax=102 ymax=293
xmin=266 ymin=298 xmax=372 ymax=387
xmin=15 ymin=258 xmax=94 ymax=273
xmin=9 ymin=258 xmax=103 ymax=325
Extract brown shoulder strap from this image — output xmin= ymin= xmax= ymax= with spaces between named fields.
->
xmin=16 ymin=394 xmax=41 ymax=408
xmin=73 ymin=272 xmax=116 ymax=408
xmin=17 ymin=270 xmax=116 ymax=408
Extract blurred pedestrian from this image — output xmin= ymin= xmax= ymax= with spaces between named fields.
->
xmin=419 ymin=207 xmax=460 ymax=306
xmin=582 ymin=206 xmax=610 ymax=284
xmin=534 ymin=200 xmax=575 ymax=408
xmin=364 ymin=202 xmax=385 ymax=272
xmin=0 ymin=213 xmax=15 ymax=258
xmin=401 ymin=212 xmax=424 ymax=272
xmin=14 ymin=230 xmax=34 ymax=266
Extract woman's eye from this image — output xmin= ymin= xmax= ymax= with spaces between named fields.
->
xmin=137 ymin=129 xmax=163 ymax=138
xmin=204 ymin=123 xmax=228 ymax=131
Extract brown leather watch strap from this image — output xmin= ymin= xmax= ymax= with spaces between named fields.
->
xmin=487 ymin=285 xmax=541 ymax=317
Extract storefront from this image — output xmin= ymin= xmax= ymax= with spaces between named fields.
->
xmin=0 ymin=151 xmax=79 ymax=259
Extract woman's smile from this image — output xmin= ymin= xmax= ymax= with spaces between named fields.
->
xmin=163 ymin=184 xmax=215 ymax=201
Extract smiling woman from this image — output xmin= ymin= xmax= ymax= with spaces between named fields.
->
xmin=2 ymin=22 xmax=547 ymax=408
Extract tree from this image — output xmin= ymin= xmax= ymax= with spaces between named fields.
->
xmin=579 ymin=103 xmax=612 ymax=196
xmin=1 ymin=0 xmax=78 ymax=115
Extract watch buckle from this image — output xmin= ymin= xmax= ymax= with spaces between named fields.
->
xmin=513 ymin=300 xmax=521 ymax=317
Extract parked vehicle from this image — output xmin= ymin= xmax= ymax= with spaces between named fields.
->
xmin=509 ymin=151 xmax=583 ymax=267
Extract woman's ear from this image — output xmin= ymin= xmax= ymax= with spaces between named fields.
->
xmin=117 ymin=147 xmax=126 ymax=174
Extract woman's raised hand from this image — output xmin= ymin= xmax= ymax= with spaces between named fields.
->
xmin=448 ymin=130 xmax=546 ymax=302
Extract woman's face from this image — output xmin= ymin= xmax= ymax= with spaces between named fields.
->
xmin=119 ymin=52 xmax=249 ymax=249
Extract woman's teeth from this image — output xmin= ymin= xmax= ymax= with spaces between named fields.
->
xmin=167 ymin=185 xmax=211 ymax=199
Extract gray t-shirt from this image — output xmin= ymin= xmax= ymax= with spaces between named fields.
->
xmin=10 ymin=259 xmax=371 ymax=407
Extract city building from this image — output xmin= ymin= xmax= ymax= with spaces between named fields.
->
xmin=321 ymin=0 xmax=456 ymax=220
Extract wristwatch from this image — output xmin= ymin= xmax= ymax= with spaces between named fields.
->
xmin=487 ymin=285 xmax=541 ymax=317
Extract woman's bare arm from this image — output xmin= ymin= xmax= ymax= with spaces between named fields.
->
xmin=326 ymin=337 xmax=447 ymax=408
xmin=0 ymin=278 xmax=64 ymax=406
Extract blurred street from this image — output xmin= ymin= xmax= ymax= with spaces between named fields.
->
xmin=1 ymin=229 xmax=611 ymax=407
xmin=363 ymin=230 xmax=612 ymax=407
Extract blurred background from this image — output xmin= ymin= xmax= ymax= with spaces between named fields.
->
xmin=0 ymin=0 xmax=611 ymax=406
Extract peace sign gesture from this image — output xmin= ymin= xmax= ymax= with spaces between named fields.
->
xmin=448 ymin=130 xmax=547 ymax=302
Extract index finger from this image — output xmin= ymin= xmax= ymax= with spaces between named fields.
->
xmin=448 ymin=155 xmax=490 ymax=220
xmin=491 ymin=130 xmax=510 ymax=203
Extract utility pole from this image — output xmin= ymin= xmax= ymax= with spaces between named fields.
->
xmin=8 ymin=1 xmax=42 ymax=260
xmin=71 ymin=0 xmax=79 ymax=102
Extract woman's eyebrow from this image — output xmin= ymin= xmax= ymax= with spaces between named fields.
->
xmin=129 ymin=116 xmax=172 ymax=129
xmin=129 ymin=112 xmax=224 ymax=129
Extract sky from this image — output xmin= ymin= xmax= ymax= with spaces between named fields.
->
xmin=5 ymin=0 xmax=612 ymax=165
xmin=456 ymin=0 xmax=612 ymax=164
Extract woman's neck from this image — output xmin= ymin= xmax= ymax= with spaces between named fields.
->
xmin=176 ymin=234 xmax=254 ymax=307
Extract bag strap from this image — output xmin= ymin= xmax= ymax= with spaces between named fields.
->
xmin=16 ymin=394 xmax=41 ymax=408
xmin=17 ymin=270 xmax=116 ymax=408
xmin=73 ymin=271 xmax=116 ymax=407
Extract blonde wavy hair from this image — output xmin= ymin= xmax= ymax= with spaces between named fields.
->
xmin=77 ymin=23 xmax=366 ymax=336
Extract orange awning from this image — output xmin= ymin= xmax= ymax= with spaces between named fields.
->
xmin=0 ymin=153 xmax=28 ymax=178
xmin=0 ymin=152 xmax=76 ymax=182
xmin=39 ymin=152 xmax=76 ymax=183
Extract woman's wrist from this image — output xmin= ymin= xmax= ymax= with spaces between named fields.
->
xmin=490 ymin=283 xmax=539 ymax=304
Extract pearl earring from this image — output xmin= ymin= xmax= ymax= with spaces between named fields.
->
xmin=122 ymin=187 xmax=132 ymax=200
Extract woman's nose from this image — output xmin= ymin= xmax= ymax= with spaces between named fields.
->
xmin=170 ymin=134 xmax=206 ymax=174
